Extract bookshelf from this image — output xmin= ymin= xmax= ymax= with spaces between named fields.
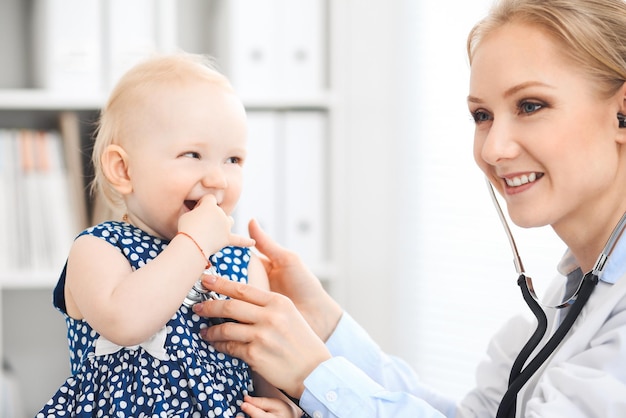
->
xmin=0 ymin=1 xmax=336 ymax=416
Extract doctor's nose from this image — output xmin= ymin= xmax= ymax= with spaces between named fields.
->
xmin=201 ymin=164 xmax=228 ymax=189
xmin=479 ymin=119 xmax=521 ymax=165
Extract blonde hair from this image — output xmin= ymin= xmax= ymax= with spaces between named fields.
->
xmin=91 ymin=53 xmax=234 ymax=210
xmin=467 ymin=0 xmax=626 ymax=98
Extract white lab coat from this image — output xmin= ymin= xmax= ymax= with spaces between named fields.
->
xmin=459 ymin=271 xmax=626 ymax=417
xmin=302 ymin=264 xmax=626 ymax=417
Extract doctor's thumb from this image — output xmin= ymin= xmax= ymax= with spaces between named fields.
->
xmin=248 ymin=218 xmax=285 ymax=259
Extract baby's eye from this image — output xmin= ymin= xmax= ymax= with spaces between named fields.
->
xmin=519 ymin=101 xmax=543 ymax=115
xmin=181 ymin=151 xmax=201 ymax=159
xmin=471 ymin=109 xmax=492 ymax=124
xmin=226 ymin=156 xmax=243 ymax=165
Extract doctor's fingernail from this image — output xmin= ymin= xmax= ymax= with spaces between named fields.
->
xmin=202 ymin=274 xmax=218 ymax=284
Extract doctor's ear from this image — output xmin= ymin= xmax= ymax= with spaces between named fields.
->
xmin=618 ymin=81 xmax=626 ymax=129
xmin=101 ymin=144 xmax=133 ymax=195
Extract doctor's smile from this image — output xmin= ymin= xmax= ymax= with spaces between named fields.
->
xmin=501 ymin=172 xmax=544 ymax=196
xmin=504 ymin=172 xmax=540 ymax=187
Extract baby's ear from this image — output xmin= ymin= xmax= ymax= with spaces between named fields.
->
xmin=101 ymin=144 xmax=133 ymax=195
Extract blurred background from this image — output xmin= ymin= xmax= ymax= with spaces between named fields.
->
xmin=0 ymin=1 xmax=565 ymax=416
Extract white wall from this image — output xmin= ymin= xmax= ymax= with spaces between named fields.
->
xmin=334 ymin=0 xmax=565 ymax=399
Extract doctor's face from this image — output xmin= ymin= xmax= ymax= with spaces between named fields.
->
xmin=468 ymin=22 xmax=623 ymax=232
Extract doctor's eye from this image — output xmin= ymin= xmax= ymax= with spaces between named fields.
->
xmin=518 ymin=100 xmax=544 ymax=115
xmin=471 ymin=109 xmax=492 ymax=124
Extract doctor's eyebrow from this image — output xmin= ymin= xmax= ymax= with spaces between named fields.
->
xmin=467 ymin=81 xmax=555 ymax=104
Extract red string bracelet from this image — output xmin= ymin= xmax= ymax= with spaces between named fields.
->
xmin=176 ymin=232 xmax=211 ymax=269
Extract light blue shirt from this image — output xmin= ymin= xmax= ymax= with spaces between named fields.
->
xmin=299 ymin=231 xmax=626 ymax=418
xmin=556 ymin=221 xmax=626 ymax=286
xmin=299 ymin=312 xmax=454 ymax=417
xmin=591 ymin=221 xmax=626 ymax=284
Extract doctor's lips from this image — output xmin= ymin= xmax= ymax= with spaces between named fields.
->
xmin=504 ymin=172 xmax=543 ymax=187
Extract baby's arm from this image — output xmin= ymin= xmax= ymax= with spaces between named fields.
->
xmin=245 ymin=255 xmax=302 ymax=418
xmin=64 ymin=233 xmax=206 ymax=345
xmin=64 ymin=198 xmax=253 ymax=346
xmin=242 ymin=393 xmax=301 ymax=418
xmin=247 ymin=251 xmax=270 ymax=289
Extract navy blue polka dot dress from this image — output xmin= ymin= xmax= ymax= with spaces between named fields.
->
xmin=37 ymin=221 xmax=253 ymax=417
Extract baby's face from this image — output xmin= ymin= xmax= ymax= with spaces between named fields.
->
xmin=121 ymin=81 xmax=248 ymax=239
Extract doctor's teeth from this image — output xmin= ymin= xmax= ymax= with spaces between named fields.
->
xmin=505 ymin=173 xmax=537 ymax=187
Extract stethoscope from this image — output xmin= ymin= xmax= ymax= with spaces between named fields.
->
xmin=485 ymin=178 xmax=626 ymax=418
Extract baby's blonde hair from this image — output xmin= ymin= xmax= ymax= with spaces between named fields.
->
xmin=91 ymin=53 xmax=234 ymax=210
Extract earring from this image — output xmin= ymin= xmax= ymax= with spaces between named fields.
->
xmin=618 ymin=113 xmax=626 ymax=128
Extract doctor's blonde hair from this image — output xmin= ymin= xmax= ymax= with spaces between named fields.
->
xmin=467 ymin=0 xmax=626 ymax=99
xmin=91 ymin=53 xmax=234 ymax=210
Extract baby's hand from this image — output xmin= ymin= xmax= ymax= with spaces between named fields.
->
xmin=178 ymin=195 xmax=254 ymax=255
xmin=241 ymin=394 xmax=302 ymax=418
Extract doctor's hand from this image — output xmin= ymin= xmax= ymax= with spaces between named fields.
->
xmin=248 ymin=219 xmax=343 ymax=342
xmin=193 ymin=274 xmax=332 ymax=399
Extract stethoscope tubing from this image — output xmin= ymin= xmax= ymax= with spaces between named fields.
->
xmin=495 ymin=272 xmax=598 ymax=418
xmin=507 ymin=274 xmax=548 ymax=385
xmin=483 ymin=177 xmax=626 ymax=417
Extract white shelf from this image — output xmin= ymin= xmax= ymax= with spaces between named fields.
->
xmin=241 ymin=92 xmax=334 ymax=110
xmin=0 ymin=271 xmax=58 ymax=289
xmin=0 ymin=89 xmax=334 ymax=111
xmin=0 ymin=89 xmax=105 ymax=110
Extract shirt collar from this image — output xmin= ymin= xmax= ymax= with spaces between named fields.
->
xmin=557 ymin=232 xmax=626 ymax=285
